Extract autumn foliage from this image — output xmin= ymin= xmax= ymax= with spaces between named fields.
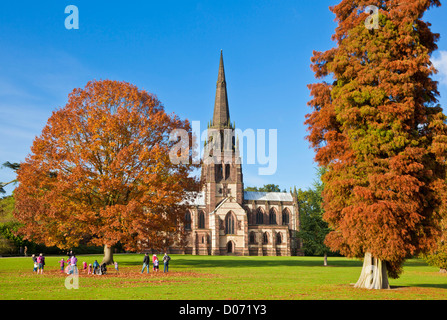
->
xmin=14 ymin=80 xmax=200 ymax=253
xmin=305 ymin=0 xmax=447 ymax=278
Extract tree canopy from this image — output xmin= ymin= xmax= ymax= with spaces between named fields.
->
xmin=305 ymin=0 xmax=447 ymax=281
xmin=244 ymin=184 xmax=285 ymax=192
xmin=13 ymin=80 xmax=200 ymax=256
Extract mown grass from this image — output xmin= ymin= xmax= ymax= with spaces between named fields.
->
xmin=0 ymin=254 xmax=445 ymax=300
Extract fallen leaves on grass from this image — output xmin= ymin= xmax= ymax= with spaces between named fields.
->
xmin=18 ymin=266 xmax=215 ymax=282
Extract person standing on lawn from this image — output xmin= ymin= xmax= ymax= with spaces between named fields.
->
xmin=153 ymin=256 xmax=159 ymax=272
xmin=33 ymin=256 xmax=38 ymax=273
xmin=163 ymin=253 xmax=170 ymax=273
xmin=32 ymin=254 xmax=37 ymax=272
xmin=93 ymin=260 xmax=100 ymax=274
xmin=152 ymin=254 xmax=157 ymax=267
xmin=70 ymin=254 xmax=78 ymax=275
xmin=59 ymin=258 xmax=66 ymax=273
xmin=141 ymin=253 xmax=150 ymax=274
xmin=37 ymin=253 xmax=44 ymax=274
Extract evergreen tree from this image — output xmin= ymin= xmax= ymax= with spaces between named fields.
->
xmin=244 ymin=184 xmax=285 ymax=192
xmin=296 ymin=168 xmax=332 ymax=265
xmin=305 ymin=0 xmax=447 ymax=288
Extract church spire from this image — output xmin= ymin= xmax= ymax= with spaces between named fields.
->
xmin=212 ymin=50 xmax=231 ymax=129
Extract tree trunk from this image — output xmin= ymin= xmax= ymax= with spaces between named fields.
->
xmin=102 ymin=245 xmax=114 ymax=265
xmin=354 ymin=252 xmax=390 ymax=289
xmin=323 ymin=253 xmax=328 ymax=266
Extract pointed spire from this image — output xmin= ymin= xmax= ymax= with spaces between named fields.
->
xmin=212 ymin=50 xmax=230 ymax=129
xmin=217 ymin=49 xmax=226 ymax=83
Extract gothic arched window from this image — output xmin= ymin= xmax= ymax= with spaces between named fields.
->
xmin=282 ymin=208 xmax=290 ymax=225
xmin=198 ymin=211 xmax=205 ymax=229
xmin=269 ymin=208 xmax=277 ymax=225
xmin=276 ymin=232 xmax=282 ymax=245
xmin=225 ymin=211 xmax=236 ymax=235
xmin=256 ymin=208 xmax=264 ymax=224
xmin=263 ymin=232 xmax=269 ymax=244
xmin=185 ymin=211 xmax=192 ymax=230
xmin=249 ymin=232 xmax=257 ymax=244
xmin=215 ymin=164 xmax=223 ymax=181
xmin=243 ymin=206 xmax=251 ymax=224
xmin=225 ymin=164 xmax=231 ymax=180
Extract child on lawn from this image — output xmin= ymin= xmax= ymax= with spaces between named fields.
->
xmin=153 ymin=256 xmax=159 ymax=272
xmin=59 ymin=258 xmax=65 ymax=273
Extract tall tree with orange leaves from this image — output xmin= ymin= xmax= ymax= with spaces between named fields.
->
xmin=305 ymin=0 xmax=447 ymax=288
xmin=14 ymin=80 xmax=200 ymax=264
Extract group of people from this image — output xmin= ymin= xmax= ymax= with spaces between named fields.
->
xmin=142 ymin=253 xmax=171 ymax=273
xmin=31 ymin=251 xmax=171 ymax=275
xmin=31 ymin=253 xmax=45 ymax=274
xmin=60 ymin=252 xmax=119 ymax=275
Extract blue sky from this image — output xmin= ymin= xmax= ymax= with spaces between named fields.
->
xmin=1 ymin=1 xmax=447 ymax=195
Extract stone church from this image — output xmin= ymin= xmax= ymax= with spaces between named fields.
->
xmin=170 ymin=52 xmax=302 ymax=256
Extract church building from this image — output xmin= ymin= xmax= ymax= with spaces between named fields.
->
xmin=171 ymin=52 xmax=302 ymax=256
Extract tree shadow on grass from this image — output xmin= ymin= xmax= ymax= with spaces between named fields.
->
xmin=99 ymin=255 xmax=443 ymax=271
xmin=389 ymin=283 xmax=447 ymax=290
xmin=168 ymin=257 xmax=363 ymax=269
xmin=400 ymin=260 xmax=430 ymax=267
xmin=410 ymin=283 xmax=447 ymax=289
xmin=115 ymin=256 xmax=363 ymax=268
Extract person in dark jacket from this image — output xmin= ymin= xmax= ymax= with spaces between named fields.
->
xmin=163 ymin=253 xmax=171 ymax=273
xmin=100 ymin=263 xmax=107 ymax=275
xmin=93 ymin=260 xmax=100 ymax=274
xmin=141 ymin=253 xmax=150 ymax=273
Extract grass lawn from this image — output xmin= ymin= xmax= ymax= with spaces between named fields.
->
xmin=0 ymin=254 xmax=446 ymax=300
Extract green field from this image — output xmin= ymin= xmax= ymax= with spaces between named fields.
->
xmin=0 ymin=254 xmax=446 ymax=300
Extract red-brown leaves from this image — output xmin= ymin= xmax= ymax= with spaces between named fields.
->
xmin=14 ymin=80 xmax=200 ymax=252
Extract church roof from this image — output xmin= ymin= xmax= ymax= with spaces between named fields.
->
xmin=243 ymin=191 xmax=293 ymax=202
xmin=183 ymin=190 xmax=294 ymax=208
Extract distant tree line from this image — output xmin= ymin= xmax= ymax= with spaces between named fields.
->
xmin=244 ymin=184 xmax=286 ymax=193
